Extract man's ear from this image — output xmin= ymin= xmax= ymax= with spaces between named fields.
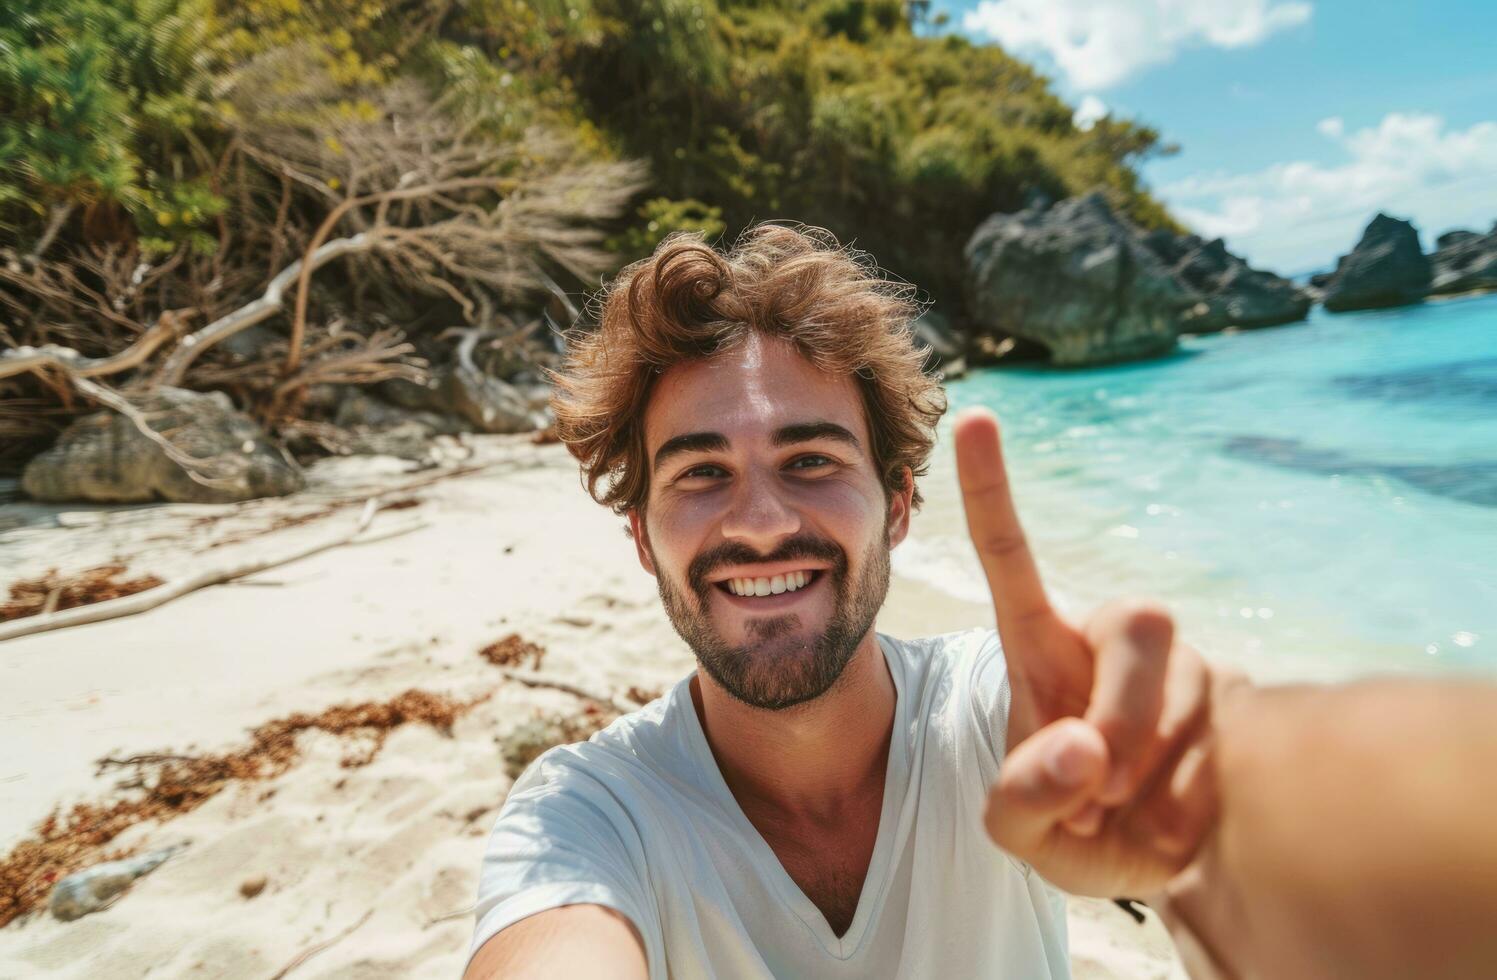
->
xmin=887 ymin=466 xmax=914 ymax=550
xmin=627 ymin=508 xmax=657 ymax=577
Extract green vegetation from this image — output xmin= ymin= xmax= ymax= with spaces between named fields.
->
xmin=0 ymin=0 xmax=1177 ymax=471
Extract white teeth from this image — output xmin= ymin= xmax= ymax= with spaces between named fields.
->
xmin=725 ymin=571 xmax=815 ymax=597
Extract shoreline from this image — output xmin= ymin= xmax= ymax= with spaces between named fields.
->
xmin=0 ymin=435 xmax=1181 ymax=977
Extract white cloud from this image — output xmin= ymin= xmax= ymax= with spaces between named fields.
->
xmin=963 ymin=0 xmax=1312 ymax=90
xmin=1160 ymin=113 xmax=1497 ymax=272
xmin=1073 ymin=94 xmax=1109 ymax=131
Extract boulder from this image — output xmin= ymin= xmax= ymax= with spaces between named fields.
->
xmin=1430 ymin=222 xmax=1497 ymax=296
xmin=379 ymin=362 xmax=543 ymax=435
xmin=334 ymin=387 xmax=465 ymax=436
xmin=22 ymin=387 xmax=304 ymax=504
xmin=964 ymin=193 xmax=1193 ymax=366
xmin=1322 ymin=213 xmax=1431 ymax=312
xmin=1141 ymin=231 xmax=1311 ymax=332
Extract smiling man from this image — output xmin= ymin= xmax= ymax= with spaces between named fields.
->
xmin=464 ymin=223 xmax=1228 ymax=979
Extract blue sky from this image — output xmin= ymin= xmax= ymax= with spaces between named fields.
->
xmin=935 ymin=0 xmax=1497 ymax=274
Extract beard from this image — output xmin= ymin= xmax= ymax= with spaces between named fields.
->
xmin=649 ymin=523 xmax=891 ymax=711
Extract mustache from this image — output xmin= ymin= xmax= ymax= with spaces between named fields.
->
xmin=687 ymin=535 xmax=847 ymax=595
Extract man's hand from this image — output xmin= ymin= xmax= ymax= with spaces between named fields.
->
xmin=954 ymin=406 xmax=1241 ymax=897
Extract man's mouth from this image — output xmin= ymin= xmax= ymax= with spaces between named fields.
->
xmin=713 ymin=569 xmax=823 ymax=598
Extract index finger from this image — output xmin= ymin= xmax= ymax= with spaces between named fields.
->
xmin=953 ymin=407 xmax=1054 ymax=634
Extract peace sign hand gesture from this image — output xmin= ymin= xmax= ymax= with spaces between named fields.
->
xmin=954 ymin=407 xmax=1244 ymax=898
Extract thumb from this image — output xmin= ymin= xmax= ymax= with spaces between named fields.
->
xmin=985 ymin=718 xmax=1110 ymax=858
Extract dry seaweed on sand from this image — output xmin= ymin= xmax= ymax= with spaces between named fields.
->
xmin=0 ymin=689 xmax=484 ymax=928
xmin=0 ymin=564 xmax=165 ymax=623
xmin=478 ymin=633 xmax=546 ymax=670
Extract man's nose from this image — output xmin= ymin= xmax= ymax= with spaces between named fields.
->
xmin=719 ymin=468 xmax=801 ymax=548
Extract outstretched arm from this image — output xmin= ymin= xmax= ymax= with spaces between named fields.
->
xmin=1155 ymin=678 xmax=1497 ymax=980
xmin=465 ymin=904 xmax=648 ymax=980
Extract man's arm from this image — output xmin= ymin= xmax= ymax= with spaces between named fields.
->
xmin=1154 ymin=678 xmax=1497 ymax=980
xmin=465 ymin=904 xmax=648 ymax=980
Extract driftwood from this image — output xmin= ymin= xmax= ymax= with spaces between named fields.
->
xmin=0 ymin=312 xmax=187 ymax=382
xmin=155 ymin=233 xmax=379 ymax=386
xmin=0 ymin=500 xmax=412 ymax=643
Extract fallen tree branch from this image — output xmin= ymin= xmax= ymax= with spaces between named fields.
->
xmin=155 ymin=233 xmax=382 ymax=386
xmin=0 ymin=312 xmax=187 ymax=382
xmin=0 ymin=500 xmax=383 ymax=644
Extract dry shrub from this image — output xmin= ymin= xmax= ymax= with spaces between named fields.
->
xmin=0 ymin=688 xmax=482 ymax=928
xmin=1 ymin=565 xmax=165 ymax=623
xmin=479 ymin=633 xmax=545 ymax=670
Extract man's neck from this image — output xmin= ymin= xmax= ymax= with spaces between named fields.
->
xmin=690 ymin=633 xmax=896 ymax=820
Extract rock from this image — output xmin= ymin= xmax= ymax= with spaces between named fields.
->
xmin=22 ymin=387 xmax=304 ymax=504
xmin=379 ymin=367 xmax=543 ymax=434
xmin=911 ymin=310 xmax=968 ymax=378
xmin=334 ymin=387 xmax=464 ymax=436
xmin=50 ymin=844 xmax=186 ymax=921
xmin=1322 ymin=213 xmax=1432 ymax=312
xmin=964 ymin=193 xmax=1193 ymax=366
xmin=1429 ymin=222 xmax=1497 ymax=296
xmin=441 ymin=364 xmax=540 ymax=434
xmin=1141 ymin=231 xmax=1311 ymax=332
xmin=239 ymin=875 xmax=268 ymax=899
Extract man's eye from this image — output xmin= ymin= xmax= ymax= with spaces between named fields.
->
xmin=789 ymin=455 xmax=834 ymax=470
xmin=682 ymin=464 xmax=726 ymax=479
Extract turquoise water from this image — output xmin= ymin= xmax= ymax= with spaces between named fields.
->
xmin=897 ymin=292 xmax=1497 ymax=682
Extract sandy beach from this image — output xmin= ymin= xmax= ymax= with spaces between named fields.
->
xmin=0 ymin=434 xmax=1184 ymax=978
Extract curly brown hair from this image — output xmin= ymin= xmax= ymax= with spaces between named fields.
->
xmin=548 ymin=222 xmax=948 ymax=516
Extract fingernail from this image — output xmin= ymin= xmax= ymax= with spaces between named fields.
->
xmin=1046 ymin=738 xmax=1090 ymax=786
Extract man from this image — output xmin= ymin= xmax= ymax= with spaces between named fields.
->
xmin=465 ymin=223 xmax=1227 ymax=978
xmin=465 ymin=224 xmax=1497 ymax=979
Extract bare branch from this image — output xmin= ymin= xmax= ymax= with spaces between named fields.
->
xmin=156 ymin=232 xmax=383 ymax=386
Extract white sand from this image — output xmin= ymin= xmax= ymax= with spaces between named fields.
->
xmin=0 ymin=435 xmax=1183 ymax=978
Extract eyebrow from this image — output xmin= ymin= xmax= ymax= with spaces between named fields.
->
xmin=651 ymin=421 xmax=862 ymax=474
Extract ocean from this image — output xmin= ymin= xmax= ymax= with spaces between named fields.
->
xmin=895 ymin=291 xmax=1497 ymax=683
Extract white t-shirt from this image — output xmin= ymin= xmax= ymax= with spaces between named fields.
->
xmin=470 ymin=628 xmax=1070 ymax=978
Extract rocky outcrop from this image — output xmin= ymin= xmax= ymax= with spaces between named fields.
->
xmin=1141 ymin=231 xmax=1311 ymax=332
xmin=964 ymin=193 xmax=1193 ymax=366
xmin=21 ymin=387 xmax=304 ymax=504
xmin=1322 ymin=213 xmax=1431 ymax=312
xmin=1430 ymin=222 xmax=1497 ymax=296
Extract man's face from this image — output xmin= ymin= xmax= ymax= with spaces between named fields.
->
xmin=630 ymin=333 xmax=912 ymax=711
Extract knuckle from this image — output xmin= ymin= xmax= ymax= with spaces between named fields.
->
xmin=978 ymin=527 xmax=1027 ymax=560
xmin=1090 ymin=596 xmax=1174 ymax=653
